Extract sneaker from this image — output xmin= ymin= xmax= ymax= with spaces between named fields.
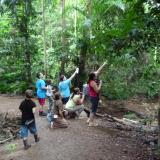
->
xmin=35 ymin=137 xmax=40 ymax=142
xmin=88 ymin=121 xmax=98 ymax=127
xmin=34 ymin=134 xmax=40 ymax=142
xmin=88 ymin=122 xmax=94 ymax=127
xmin=99 ymin=99 xmax=102 ymax=104
xmin=24 ymin=144 xmax=31 ymax=150
xmin=23 ymin=140 xmax=31 ymax=150
xmin=86 ymin=118 xmax=90 ymax=124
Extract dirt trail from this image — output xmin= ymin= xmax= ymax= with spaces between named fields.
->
xmin=0 ymin=96 xmax=152 ymax=160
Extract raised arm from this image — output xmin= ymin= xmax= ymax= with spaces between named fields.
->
xmin=69 ymin=68 xmax=79 ymax=80
xmin=94 ymin=61 xmax=107 ymax=76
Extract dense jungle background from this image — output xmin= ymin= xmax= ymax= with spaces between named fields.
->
xmin=0 ymin=0 xmax=160 ymax=99
xmin=1 ymin=1 xmax=160 ymax=159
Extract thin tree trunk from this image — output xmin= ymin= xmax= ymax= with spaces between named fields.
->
xmin=42 ymin=0 xmax=47 ymax=76
xmin=78 ymin=41 xmax=88 ymax=89
xmin=74 ymin=0 xmax=77 ymax=38
xmin=158 ymin=108 xmax=160 ymax=148
xmin=23 ymin=0 xmax=32 ymax=85
xmin=60 ymin=0 xmax=66 ymax=75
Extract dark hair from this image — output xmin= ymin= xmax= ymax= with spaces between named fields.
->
xmin=36 ymin=72 xmax=42 ymax=79
xmin=55 ymin=92 xmax=61 ymax=100
xmin=46 ymin=79 xmax=52 ymax=85
xmin=53 ymin=85 xmax=59 ymax=92
xmin=60 ymin=75 xmax=64 ymax=81
xmin=71 ymin=87 xmax=80 ymax=99
xmin=87 ymin=72 xmax=96 ymax=83
xmin=25 ymin=89 xmax=33 ymax=98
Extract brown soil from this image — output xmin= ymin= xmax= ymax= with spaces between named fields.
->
xmin=98 ymin=96 xmax=159 ymax=118
xmin=0 ymin=95 xmax=158 ymax=160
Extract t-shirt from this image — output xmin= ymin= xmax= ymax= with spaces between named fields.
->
xmin=89 ymin=80 xmax=98 ymax=97
xmin=83 ymin=84 xmax=89 ymax=96
xmin=36 ymin=79 xmax=46 ymax=98
xmin=54 ymin=100 xmax=63 ymax=116
xmin=46 ymin=85 xmax=53 ymax=97
xmin=19 ymin=99 xmax=36 ymax=125
xmin=58 ymin=79 xmax=71 ymax=98
xmin=65 ymin=95 xmax=81 ymax=109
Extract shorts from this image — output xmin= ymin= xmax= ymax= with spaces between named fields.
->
xmin=62 ymin=97 xmax=69 ymax=104
xmin=20 ymin=121 xmax=37 ymax=138
xmin=38 ymin=98 xmax=45 ymax=106
xmin=90 ymin=96 xmax=99 ymax=113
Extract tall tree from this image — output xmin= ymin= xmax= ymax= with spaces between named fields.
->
xmin=60 ymin=0 xmax=66 ymax=75
xmin=74 ymin=0 xmax=77 ymax=38
xmin=42 ymin=0 xmax=47 ymax=76
xmin=0 ymin=0 xmax=37 ymax=85
xmin=77 ymin=0 xmax=92 ymax=89
xmin=23 ymin=0 xmax=32 ymax=85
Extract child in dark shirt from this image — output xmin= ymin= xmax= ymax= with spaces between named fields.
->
xmin=19 ymin=89 xmax=40 ymax=150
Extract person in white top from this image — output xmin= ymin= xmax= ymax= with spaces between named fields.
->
xmin=46 ymin=79 xmax=54 ymax=112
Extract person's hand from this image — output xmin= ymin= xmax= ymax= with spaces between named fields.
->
xmin=76 ymin=68 xmax=79 ymax=74
xmin=99 ymin=80 xmax=102 ymax=85
xmin=104 ymin=60 xmax=108 ymax=65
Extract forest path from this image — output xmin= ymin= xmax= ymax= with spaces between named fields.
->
xmin=0 ymin=96 xmax=150 ymax=160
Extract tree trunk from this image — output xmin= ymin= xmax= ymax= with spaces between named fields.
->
xmin=158 ymin=108 xmax=160 ymax=148
xmin=60 ymin=0 xmax=66 ymax=75
xmin=42 ymin=0 xmax=47 ymax=76
xmin=74 ymin=0 xmax=77 ymax=38
xmin=77 ymin=0 xmax=92 ymax=89
xmin=23 ymin=0 xmax=32 ymax=85
xmin=77 ymin=40 xmax=88 ymax=89
xmin=24 ymin=36 xmax=32 ymax=85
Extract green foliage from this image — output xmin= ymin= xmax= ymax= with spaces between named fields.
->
xmin=0 ymin=0 xmax=160 ymax=99
xmin=0 ymin=71 xmax=27 ymax=93
xmin=5 ymin=143 xmax=17 ymax=153
xmin=123 ymin=112 xmax=138 ymax=120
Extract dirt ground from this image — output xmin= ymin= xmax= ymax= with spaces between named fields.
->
xmin=0 ymin=95 xmax=158 ymax=160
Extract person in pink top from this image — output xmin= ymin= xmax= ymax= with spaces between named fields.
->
xmin=87 ymin=61 xmax=107 ymax=126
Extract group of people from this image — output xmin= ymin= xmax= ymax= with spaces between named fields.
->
xmin=19 ymin=61 xmax=107 ymax=149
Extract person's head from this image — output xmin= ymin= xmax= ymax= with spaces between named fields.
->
xmin=46 ymin=79 xmax=52 ymax=85
xmin=25 ymin=89 xmax=33 ymax=99
xmin=37 ymin=72 xmax=45 ymax=79
xmin=54 ymin=92 xmax=61 ymax=100
xmin=88 ymin=72 xmax=96 ymax=82
xmin=60 ymin=75 xmax=67 ymax=81
xmin=71 ymin=87 xmax=80 ymax=99
xmin=53 ymin=85 xmax=59 ymax=93
xmin=73 ymin=87 xmax=80 ymax=95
